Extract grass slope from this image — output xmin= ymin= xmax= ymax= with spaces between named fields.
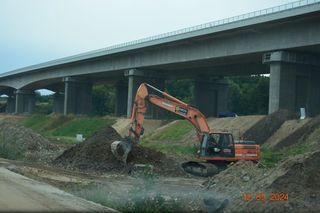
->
xmin=21 ymin=115 xmax=115 ymax=143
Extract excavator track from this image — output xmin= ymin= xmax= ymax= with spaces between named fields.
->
xmin=181 ymin=161 xmax=220 ymax=177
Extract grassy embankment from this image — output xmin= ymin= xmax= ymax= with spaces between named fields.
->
xmin=140 ymin=120 xmax=198 ymax=156
xmin=139 ymin=118 xmax=318 ymax=164
xmin=260 ymin=127 xmax=320 ymax=167
xmin=21 ymin=115 xmax=197 ymax=155
xmin=21 ymin=114 xmax=115 ymax=144
xmin=16 ymin=114 xmax=320 ymax=165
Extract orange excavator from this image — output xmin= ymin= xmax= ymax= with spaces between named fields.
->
xmin=111 ymin=83 xmax=260 ymax=176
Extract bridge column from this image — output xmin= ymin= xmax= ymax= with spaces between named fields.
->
xmin=263 ymin=51 xmax=320 ymax=116
xmin=125 ymin=69 xmax=165 ymax=118
xmin=53 ymin=92 xmax=64 ymax=113
xmin=193 ymin=77 xmax=229 ymax=117
xmin=63 ymin=77 xmax=92 ymax=115
xmin=14 ymin=89 xmax=35 ymax=114
xmin=6 ymin=95 xmax=16 ymax=113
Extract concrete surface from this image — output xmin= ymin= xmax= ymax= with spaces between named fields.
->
xmin=0 ymin=165 xmax=118 ymax=212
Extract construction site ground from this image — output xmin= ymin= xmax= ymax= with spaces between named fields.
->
xmin=0 ymin=112 xmax=319 ymax=212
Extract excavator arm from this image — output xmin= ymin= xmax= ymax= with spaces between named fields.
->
xmin=129 ymin=83 xmax=210 ymax=142
xmin=111 ymin=83 xmax=210 ymax=163
xmin=111 ymin=82 xmax=260 ymax=177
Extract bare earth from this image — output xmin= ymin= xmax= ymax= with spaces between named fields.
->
xmin=0 ymin=161 xmax=118 ymax=212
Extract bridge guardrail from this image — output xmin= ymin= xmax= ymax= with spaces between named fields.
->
xmin=94 ymin=0 xmax=319 ymax=54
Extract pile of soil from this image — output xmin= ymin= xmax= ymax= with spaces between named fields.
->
xmin=53 ymin=127 xmax=184 ymax=175
xmin=204 ymin=151 xmax=320 ymax=212
xmin=0 ymin=120 xmax=59 ymax=162
xmin=243 ymin=110 xmax=297 ymax=145
xmin=269 ymin=151 xmax=320 ymax=210
xmin=263 ymin=118 xmax=310 ymax=150
xmin=273 ymin=115 xmax=320 ymax=150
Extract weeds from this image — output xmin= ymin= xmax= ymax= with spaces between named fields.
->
xmin=67 ymin=166 xmax=182 ymax=212
xmin=260 ymin=148 xmax=283 ymax=167
xmin=21 ymin=115 xmax=115 ymax=139
xmin=0 ymin=133 xmax=23 ymax=160
xmin=22 ymin=114 xmax=51 ymax=131
xmin=141 ymin=142 xmax=198 ymax=156
xmin=147 ymin=120 xmax=193 ymax=141
xmin=50 ymin=117 xmax=114 ymax=138
xmin=260 ymin=140 xmax=310 ymax=167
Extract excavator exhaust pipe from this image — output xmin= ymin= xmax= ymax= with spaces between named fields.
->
xmin=111 ymin=141 xmax=132 ymax=163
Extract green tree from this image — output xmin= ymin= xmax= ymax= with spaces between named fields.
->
xmin=227 ymin=75 xmax=269 ymax=115
xmin=165 ymin=79 xmax=194 ymax=103
xmin=92 ymin=84 xmax=115 ymax=115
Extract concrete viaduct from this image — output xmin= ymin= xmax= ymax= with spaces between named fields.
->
xmin=0 ymin=0 xmax=320 ymax=117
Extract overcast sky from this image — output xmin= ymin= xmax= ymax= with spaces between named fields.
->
xmin=1 ymin=0 xmax=295 ymax=74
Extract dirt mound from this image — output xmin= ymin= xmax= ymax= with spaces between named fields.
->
xmin=0 ymin=120 xmax=59 ymax=162
xmin=204 ymin=151 xmax=320 ymax=212
xmin=272 ymin=115 xmax=320 ymax=150
xmin=271 ymin=151 xmax=320 ymax=199
xmin=261 ymin=151 xmax=320 ymax=212
xmin=207 ymin=115 xmax=265 ymax=140
xmin=53 ymin=127 xmax=181 ymax=175
xmin=243 ymin=110 xmax=297 ymax=144
xmin=263 ymin=118 xmax=310 ymax=149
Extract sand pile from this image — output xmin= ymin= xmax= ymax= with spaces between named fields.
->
xmin=243 ymin=110 xmax=297 ymax=145
xmin=53 ymin=126 xmax=183 ymax=175
xmin=0 ymin=120 xmax=59 ymax=162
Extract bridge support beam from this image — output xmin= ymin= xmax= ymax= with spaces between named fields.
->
xmin=63 ymin=77 xmax=92 ymax=115
xmin=264 ymin=51 xmax=320 ymax=116
xmin=14 ymin=89 xmax=35 ymax=114
xmin=193 ymin=78 xmax=229 ymax=117
xmin=125 ymin=69 xmax=165 ymax=118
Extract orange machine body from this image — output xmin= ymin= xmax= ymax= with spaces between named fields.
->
xmin=129 ymin=83 xmax=260 ymax=163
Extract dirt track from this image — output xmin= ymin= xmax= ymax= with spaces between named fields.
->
xmin=0 ymin=160 xmax=117 ymax=212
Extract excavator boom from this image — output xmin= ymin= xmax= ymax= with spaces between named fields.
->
xmin=129 ymin=83 xmax=210 ymax=142
xmin=111 ymin=83 xmax=210 ymax=163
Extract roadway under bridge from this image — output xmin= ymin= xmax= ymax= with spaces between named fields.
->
xmin=0 ymin=0 xmax=320 ymax=117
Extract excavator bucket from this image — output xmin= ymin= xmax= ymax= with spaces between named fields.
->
xmin=111 ymin=140 xmax=132 ymax=163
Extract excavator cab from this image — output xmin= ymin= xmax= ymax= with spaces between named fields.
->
xmin=209 ymin=133 xmax=235 ymax=157
xmin=200 ymin=132 xmax=235 ymax=158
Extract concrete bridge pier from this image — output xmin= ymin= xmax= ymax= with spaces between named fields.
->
xmin=53 ymin=92 xmax=64 ymax=113
xmin=193 ymin=77 xmax=229 ymax=117
xmin=6 ymin=95 xmax=16 ymax=113
xmin=14 ymin=89 xmax=35 ymax=114
xmin=264 ymin=51 xmax=320 ymax=116
xmin=125 ymin=69 xmax=165 ymax=118
xmin=63 ymin=77 xmax=92 ymax=115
